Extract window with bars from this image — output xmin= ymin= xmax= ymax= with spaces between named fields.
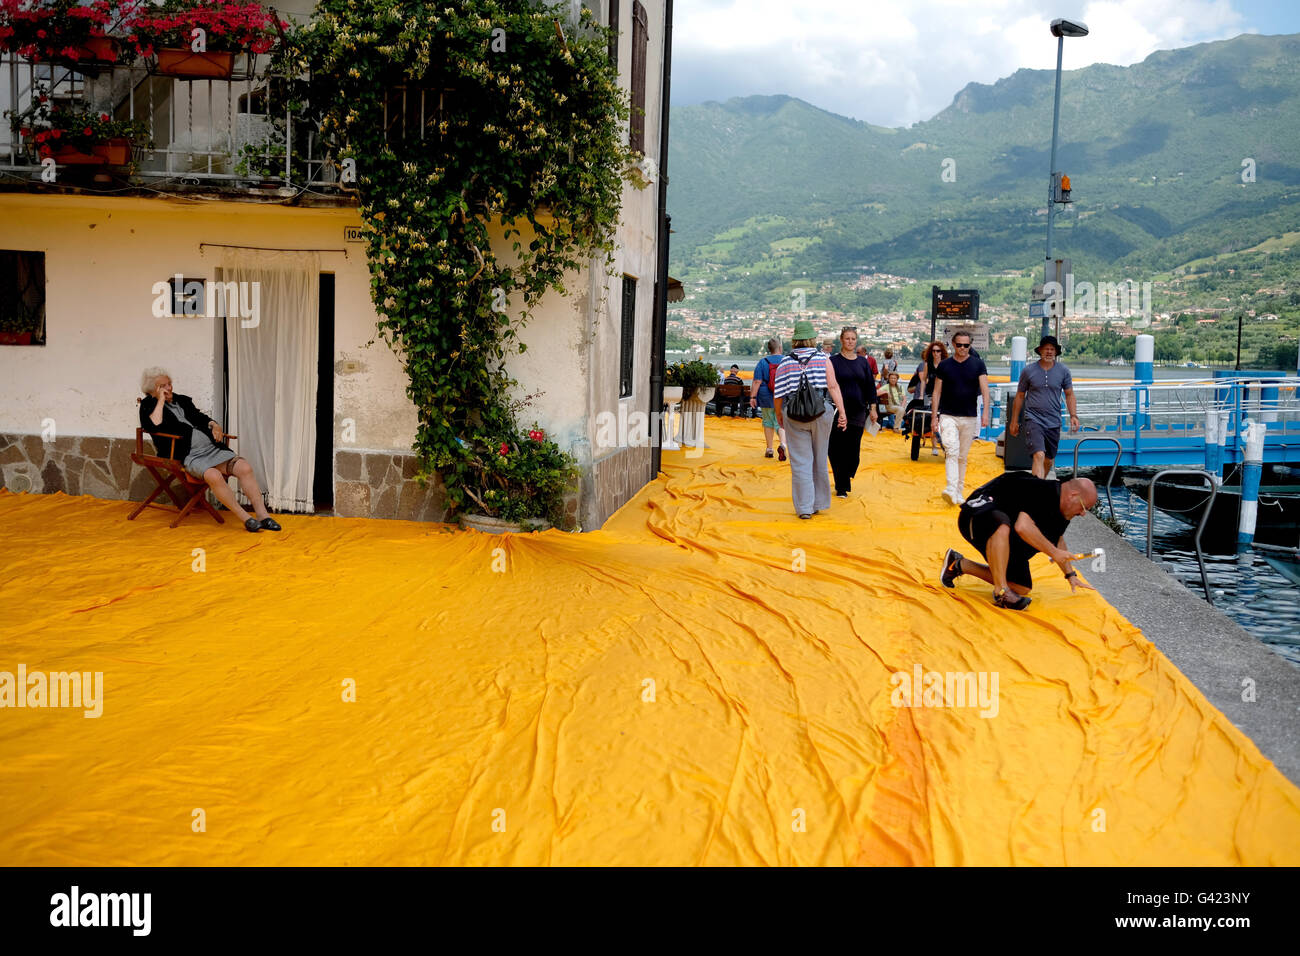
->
xmin=620 ymin=275 xmax=636 ymax=398
xmin=629 ymin=1 xmax=648 ymax=154
xmin=0 ymin=250 xmax=46 ymax=346
xmin=382 ymin=86 xmax=453 ymax=142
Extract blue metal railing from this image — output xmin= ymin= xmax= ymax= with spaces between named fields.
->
xmin=986 ymin=376 xmax=1300 ymax=469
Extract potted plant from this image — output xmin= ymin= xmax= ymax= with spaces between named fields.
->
xmin=8 ymin=91 xmax=149 ymax=166
xmin=673 ymin=358 xmax=719 ymax=404
xmin=125 ymin=0 xmax=285 ymax=79
xmin=0 ymin=320 xmax=35 ymax=345
xmin=234 ymin=133 xmax=286 ymax=185
xmin=0 ymin=0 xmax=132 ymax=74
xmin=672 ymin=358 xmax=718 ymax=449
xmin=455 ymin=426 xmax=579 ymax=533
xmin=662 ymin=362 xmax=684 ymax=406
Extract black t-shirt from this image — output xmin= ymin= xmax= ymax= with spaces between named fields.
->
xmin=935 ymin=355 xmax=988 ymax=417
xmin=965 ymin=473 xmax=1068 ymax=550
xmin=829 ymin=353 xmax=875 ymax=428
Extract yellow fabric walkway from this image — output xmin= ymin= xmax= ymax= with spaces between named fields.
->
xmin=1 ymin=418 xmax=1297 ymax=866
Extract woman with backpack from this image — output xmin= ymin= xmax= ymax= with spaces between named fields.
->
xmin=773 ymin=320 xmax=849 ymax=519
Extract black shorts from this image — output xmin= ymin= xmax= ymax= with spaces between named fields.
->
xmin=1023 ymin=420 xmax=1060 ymax=459
xmin=958 ymin=507 xmax=1034 ymax=590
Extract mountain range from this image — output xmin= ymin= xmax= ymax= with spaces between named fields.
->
xmin=665 ymin=32 xmax=1300 ymax=312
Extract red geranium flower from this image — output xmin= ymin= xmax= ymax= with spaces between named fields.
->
xmin=498 ymin=442 xmax=509 ymax=456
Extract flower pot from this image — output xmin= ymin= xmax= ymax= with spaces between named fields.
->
xmin=48 ymin=144 xmax=105 ymax=165
xmin=680 ymin=393 xmax=709 ymax=448
xmin=92 ymin=138 xmax=132 ymax=166
xmin=49 ymin=36 xmax=121 ymax=74
xmin=0 ymin=331 xmax=34 ymax=345
xmin=662 ymin=385 xmax=683 ymax=405
xmin=459 ymin=513 xmax=551 ymax=534
xmin=80 ymin=36 xmax=120 ymax=62
xmin=154 ymin=48 xmax=235 ymax=79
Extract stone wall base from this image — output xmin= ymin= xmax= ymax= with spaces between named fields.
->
xmin=583 ymin=443 xmax=655 ymax=530
xmin=1 ymin=432 xmax=651 ymax=531
xmin=333 ymin=449 xmax=450 ymax=522
xmin=0 ymin=432 xmax=153 ymax=500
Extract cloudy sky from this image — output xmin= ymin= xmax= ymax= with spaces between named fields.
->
xmin=671 ymin=0 xmax=1300 ymax=127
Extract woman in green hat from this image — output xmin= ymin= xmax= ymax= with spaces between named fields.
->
xmin=772 ymin=320 xmax=848 ymax=518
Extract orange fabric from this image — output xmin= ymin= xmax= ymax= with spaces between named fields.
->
xmin=0 ymin=417 xmax=1296 ymax=864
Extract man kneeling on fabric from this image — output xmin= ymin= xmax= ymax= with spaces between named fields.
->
xmin=940 ymin=472 xmax=1098 ymax=610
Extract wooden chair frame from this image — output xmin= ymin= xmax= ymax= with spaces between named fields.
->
xmin=127 ymin=419 xmax=238 ymax=529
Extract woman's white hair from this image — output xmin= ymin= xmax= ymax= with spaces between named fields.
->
xmin=141 ymin=367 xmax=171 ymax=396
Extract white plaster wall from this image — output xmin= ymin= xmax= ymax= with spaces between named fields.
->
xmin=0 ymin=0 xmax=668 ymax=484
xmin=0 ymin=194 xmax=415 ymax=450
xmin=508 ymin=0 xmax=666 ymax=467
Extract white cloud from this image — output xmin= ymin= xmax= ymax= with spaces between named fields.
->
xmin=672 ymin=0 xmax=1251 ymax=126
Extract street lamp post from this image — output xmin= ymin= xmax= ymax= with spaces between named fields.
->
xmin=1043 ymin=17 xmax=1088 ymax=340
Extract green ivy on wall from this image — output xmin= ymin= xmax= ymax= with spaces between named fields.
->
xmin=278 ymin=0 xmax=637 ymax=526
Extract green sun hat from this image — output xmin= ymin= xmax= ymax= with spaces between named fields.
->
xmin=792 ymin=319 xmax=816 ymax=340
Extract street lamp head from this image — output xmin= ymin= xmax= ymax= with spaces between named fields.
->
xmin=1050 ymin=18 xmax=1089 ymax=38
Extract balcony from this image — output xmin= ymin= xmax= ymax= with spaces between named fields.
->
xmin=1 ymin=52 xmax=349 ymax=202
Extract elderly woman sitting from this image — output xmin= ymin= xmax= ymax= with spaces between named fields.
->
xmin=139 ymin=368 xmax=280 ymax=532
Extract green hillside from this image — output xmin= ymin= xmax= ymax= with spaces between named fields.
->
xmin=666 ymin=32 xmax=1300 ymax=319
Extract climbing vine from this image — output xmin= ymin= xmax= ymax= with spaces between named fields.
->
xmin=278 ymin=0 xmax=636 ymax=525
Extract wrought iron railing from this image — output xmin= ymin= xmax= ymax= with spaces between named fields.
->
xmin=1 ymin=53 xmax=342 ymax=190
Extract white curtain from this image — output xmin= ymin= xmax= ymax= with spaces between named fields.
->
xmin=221 ymin=249 xmax=319 ymax=513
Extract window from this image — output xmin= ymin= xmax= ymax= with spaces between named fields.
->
xmin=608 ymin=0 xmax=619 ymax=69
xmin=0 ymin=251 xmax=46 ymax=346
xmin=629 ymin=1 xmax=648 ymax=154
xmin=619 ymin=276 xmax=636 ymax=398
xmin=383 ymin=86 xmax=451 ymax=142
xmin=166 ymin=276 xmax=206 ymax=316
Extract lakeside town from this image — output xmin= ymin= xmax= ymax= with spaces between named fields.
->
xmin=669 ymin=270 xmax=1289 ymax=364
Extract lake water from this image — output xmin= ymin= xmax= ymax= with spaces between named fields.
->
xmin=1099 ymin=482 xmax=1300 ymax=670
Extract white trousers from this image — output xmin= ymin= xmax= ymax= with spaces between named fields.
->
xmin=939 ymin=415 xmax=980 ymax=500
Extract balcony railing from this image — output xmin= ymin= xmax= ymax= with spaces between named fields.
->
xmin=1 ymin=52 xmax=343 ymax=192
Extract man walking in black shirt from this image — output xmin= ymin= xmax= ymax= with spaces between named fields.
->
xmin=939 ymin=472 xmax=1098 ymax=610
xmin=931 ymin=330 xmax=991 ymax=506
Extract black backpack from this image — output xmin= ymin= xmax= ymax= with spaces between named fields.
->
xmin=783 ymin=353 xmax=825 ymax=422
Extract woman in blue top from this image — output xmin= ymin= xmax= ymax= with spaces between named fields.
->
xmin=827 ymin=327 xmax=877 ymax=497
xmin=773 ymin=320 xmax=848 ymax=519
xmin=750 ymin=338 xmax=787 ymax=460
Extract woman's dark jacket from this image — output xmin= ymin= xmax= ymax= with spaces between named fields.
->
xmin=139 ymin=393 xmax=226 ymax=462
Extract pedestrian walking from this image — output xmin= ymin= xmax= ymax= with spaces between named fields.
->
xmin=774 ymin=320 xmax=848 ymax=518
xmin=750 ymin=338 xmax=787 ymax=460
xmin=1009 ymin=335 xmax=1079 ymax=478
xmin=931 ymin=330 xmax=991 ymax=505
xmin=828 ymin=327 xmax=877 ymax=497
